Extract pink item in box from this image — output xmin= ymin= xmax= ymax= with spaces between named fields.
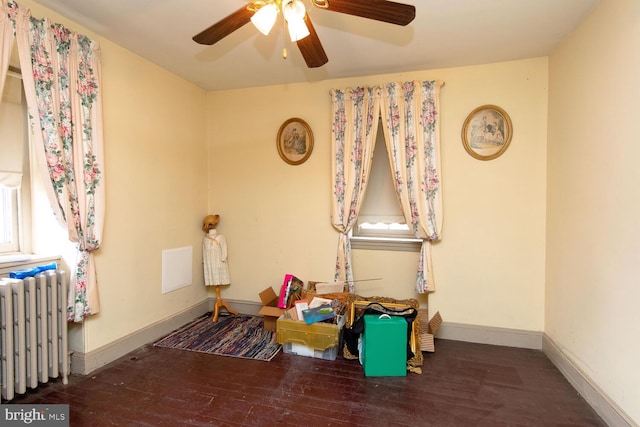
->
xmin=278 ymin=274 xmax=303 ymax=309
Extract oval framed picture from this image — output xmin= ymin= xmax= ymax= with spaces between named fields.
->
xmin=461 ymin=105 xmax=513 ymax=161
xmin=276 ymin=118 xmax=314 ymax=165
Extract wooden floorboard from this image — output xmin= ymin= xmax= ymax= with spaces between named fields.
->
xmin=4 ymin=336 xmax=606 ymax=426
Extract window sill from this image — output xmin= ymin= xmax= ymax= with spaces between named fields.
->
xmin=0 ymin=254 xmax=62 ymax=276
xmin=350 ymin=236 xmax=422 ymax=252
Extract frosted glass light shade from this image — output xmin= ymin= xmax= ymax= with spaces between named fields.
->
xmin=287 ymin=18 xmax=310 ymax=42
xmin=251 ymin=3 xmax=278 ymax=35
xmin=282 ymin=0 xmax=309 ymax=41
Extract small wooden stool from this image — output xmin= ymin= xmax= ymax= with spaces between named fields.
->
xmin=212 ymin=285 xmax=238 ymax=322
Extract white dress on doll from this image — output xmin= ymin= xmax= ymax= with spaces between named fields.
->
xmin=203 ymin=229 xmax=231 ymax=286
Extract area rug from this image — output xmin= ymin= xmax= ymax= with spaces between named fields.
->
xmin=154 ymin=314 xmax=281 ymax=361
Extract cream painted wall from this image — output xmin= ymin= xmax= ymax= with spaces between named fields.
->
xmin=547 ymin=0 xmax=640 ymax=423
xmin=19 ymin=0 xmax=209 ymax=353
xmin=207 ymin=57 xmax=548 ymax=332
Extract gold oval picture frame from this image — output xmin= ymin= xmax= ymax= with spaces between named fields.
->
xmin=276 ymin=118 xmax=314 ymax=165
xmin=461 ymin=105 xmax=513 ymax=161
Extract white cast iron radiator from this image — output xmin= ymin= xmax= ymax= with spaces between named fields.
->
xmin=0 ymin=270 xmax=69 ymax=401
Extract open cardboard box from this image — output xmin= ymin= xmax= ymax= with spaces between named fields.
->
xmin=258 ymin=287 xmax=285 ymax=332
xmin=258 ymin=285 xmax=303 ymax=331
xmin=418 ymin=308 xmax=442 ymax=352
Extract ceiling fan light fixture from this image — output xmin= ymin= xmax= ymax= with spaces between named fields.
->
xmin=287 ymin=18 xmax=310 ymax=42
xmin=250 ymin=2 xmax=279 ymax=36
xmin=283 ymin=0 xmax=310 ymax=42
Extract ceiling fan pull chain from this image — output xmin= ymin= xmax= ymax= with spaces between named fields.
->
xmin=282 ymin=16 xmax=288 ymax=59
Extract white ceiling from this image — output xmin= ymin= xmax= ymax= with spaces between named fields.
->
xmin=31 ymin=0 xmax=598 ymax=91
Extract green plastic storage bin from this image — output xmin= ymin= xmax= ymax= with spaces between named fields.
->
xmin=363 ymin=314 xmax=407 ymax=376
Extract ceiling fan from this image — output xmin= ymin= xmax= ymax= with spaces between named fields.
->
xmin=192 ymin=0 xmax=416 ymax=68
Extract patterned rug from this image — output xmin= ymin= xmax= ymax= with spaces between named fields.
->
xmin=154 ymin=314 xmax=281 ymax=361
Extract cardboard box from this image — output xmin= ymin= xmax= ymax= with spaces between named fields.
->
xmin=258 ymin=287 xmax=286 ymax=332
xmin=259 ymin=279 xmax=306 ymax=331
xmin=418 ymin=308 xmax=442 ymax=353
xmin=276 ymin=314 xmax=345 ymax=361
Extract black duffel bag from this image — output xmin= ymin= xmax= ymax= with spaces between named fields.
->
xmin=343 ymin=302 xmax=417 ymax=361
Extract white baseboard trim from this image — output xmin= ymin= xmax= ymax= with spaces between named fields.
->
xmin=436 ymin=321 xmax=543 ymax=349
xmin=71 ymin=300 xmax=210 ymax=375
xmin=225 ymin=299 xmax=261 ymax=316
xmin=73 ymin=306 xmax=544 ymax=375
xmin=542 ymin=334 xmax=636 ymax=427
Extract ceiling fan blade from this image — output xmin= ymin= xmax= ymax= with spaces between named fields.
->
xmin=193 ymin=5 xmax=254 ymax=45
xmin=321 ymin=0 xmax=415 ymax=26
xmin=297 ymin=15 xmax=328 ymax=68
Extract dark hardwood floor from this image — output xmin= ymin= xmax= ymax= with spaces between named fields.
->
xmin=5 ymin=334 xmax=606 ymax=426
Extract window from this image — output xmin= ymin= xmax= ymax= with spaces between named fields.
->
xmin=0 ymin=187 xmax=19 ymax=253
xmin=1 ymin=68 xmax=30 ymax=256
xmin=351 ymin=121 xmax=421 ymax=252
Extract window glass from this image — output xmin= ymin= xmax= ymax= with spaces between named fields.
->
xmin=0 ymin=187 xmax=19 ymax=253
xmin=0 ymin=71 xmax=27 ymax=255
xmin=351 ymin=122 xmax=420 ymax=251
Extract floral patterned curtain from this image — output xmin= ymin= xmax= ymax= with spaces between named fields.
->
xmin=330 ymin=86 xmax=380 ymax=291
xmin=9 ymin=1 xmax=105 ymax=321
xmin=379 ymin=81 xmax=443 ymax=293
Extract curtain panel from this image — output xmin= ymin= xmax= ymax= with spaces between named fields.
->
xmin=330 ymin=86 xmax=381 ymax=292
xmin=380 ymin=81 xmax=444 ymax=293
xmin=0 ymin=1 xmax=14 ymax=101
xmin=5 ymin=0 xmax=105 ymax=321
xmin=330 ymin=80 xmax=443 ymax=294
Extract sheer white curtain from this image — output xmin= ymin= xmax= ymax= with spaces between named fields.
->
xmin=0 ymin=1 xmax=16 ymax=101
xmin=9 ymin=1 xmax=105 ymax=321
xmin=330 ymin=86 xmax=380 ymax=292
xmin=379 ymin=81 xmax=444 ymax=293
